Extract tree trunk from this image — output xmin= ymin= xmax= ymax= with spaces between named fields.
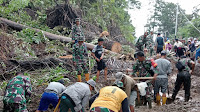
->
xmin=103 ymin=41 xmax=122 ymax=53
xmin=0 ymin=17 xmax=118 ymax=54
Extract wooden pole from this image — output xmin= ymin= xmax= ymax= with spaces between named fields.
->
xmin=132 ymin=77 xmax=154 ymax=80
xmin=54 ymin=98 xmax=61 ymax=112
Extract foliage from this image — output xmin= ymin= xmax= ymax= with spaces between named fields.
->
xmin=32 ymin=66 xmax=70 ymax=86
xmin=17 ymin=28 xmax=48 ymax=44
xmin=177 ymin=18 xmax=200 ymax=39
xmin=72 ymin=0 xmax=140 ymax=42
xmin=0 ymin=81 xmax=7 ymax=92
xmin=147 ymin=0 xmax=186 ymax=37
xmin=122 ymin=45 xmax=135 ymax=54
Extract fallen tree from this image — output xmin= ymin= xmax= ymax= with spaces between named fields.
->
xmin=0 ymin=17 xmax=118 ymax=54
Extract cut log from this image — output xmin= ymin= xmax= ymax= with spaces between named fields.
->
xmin=103 ymin=41 xmax=122 ymax=53
xmin=0 ymin=17 xmax=117 ymax=54
xmin=59 ymin=55 xmax=72 ymax=59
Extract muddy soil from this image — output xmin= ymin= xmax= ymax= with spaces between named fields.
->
xmin=134 ymin=75 xmax=200 ymax=112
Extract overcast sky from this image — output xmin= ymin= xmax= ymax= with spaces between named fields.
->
xmin=128 ymin=0 xmax=200 ymax=37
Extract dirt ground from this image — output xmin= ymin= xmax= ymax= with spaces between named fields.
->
xmin=0 ymin=31 xmax=200 ymax=112
xmin=1 ymin=67 xmax=200 ymax=112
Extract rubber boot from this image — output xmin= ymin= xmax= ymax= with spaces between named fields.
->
xmin=85 ymin=73 xmax=90 ymax=81
xmin=77 ymin=75 xmax=82 ymax=82
xmin=162 ymin=97 xmax=167 ymax=105
xmin=185 ymin=96 xmax=189 ymax=102
xmin=156 ymin=95 xmax=161 ymax=106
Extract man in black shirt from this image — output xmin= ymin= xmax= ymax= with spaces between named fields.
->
xmin=91 ymin=38 xmax=107 ymax=82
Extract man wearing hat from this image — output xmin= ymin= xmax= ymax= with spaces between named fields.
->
xmin=114 ymin=72 xmax=137 ymax=112
xmin=155 ymin=51 xmax=172 ymax=105
xmin=91 ymin=38 xmax=107 ymax=82
xmin=60 ymin=79 xmax=96 ymax=112
xmin=36 ymin=80 xmax=66 ymax=112
xmin=89 ymin=82 xmax=130 ymax=112
xmin=71 ymin=18 xmax=85 ymax=43
xmin=72 ymin=35 xmax=89 ymax=82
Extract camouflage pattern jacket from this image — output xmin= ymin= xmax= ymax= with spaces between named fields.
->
xmin=3 ymin=75 xmax=32 ymax=104
xmin=71 ymin=25 xmax=85 ymax=41
xmin=180 ymin=58 xmax=193 ymax=72
xmin=72 ymin=43 xmax=88 ymax=64
xmin=135 ymin=35 xmax=147 ymax=51
xmin=132 ymin=58 xmax=159 ymax=77
xmin=146 ymin=34 xmax=155 ymax=48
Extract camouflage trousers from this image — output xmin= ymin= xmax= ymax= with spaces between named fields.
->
xmin=3 ymin=102 xmax=28 ymax=112
xmin=76 ymin=62 xmax=88 ymax=75
xmin=90 ymin=107 xmax=114 ymax=112
xmin=146 ymin=82 xmax=153 ymax=98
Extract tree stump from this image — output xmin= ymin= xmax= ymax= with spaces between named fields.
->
xmin=103 ymin=41 xmax=122 ymax=53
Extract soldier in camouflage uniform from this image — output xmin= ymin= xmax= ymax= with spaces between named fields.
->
xmin=134 ymin=32 xmax=148 ymax=58
xmin=146 ymin=31 xmax=155 ymax=56
xmin=73 ymin=36 xmax=89 ymax=82
xmin=172 ymin=56 xmax=195 ymax=102
xmin=132 ymin=51 xmax=158 ymax=106
xmin=3 ymin=72 xmax=32 ymax=112
xmin=71 ymin=18 xmax=85 ymax=44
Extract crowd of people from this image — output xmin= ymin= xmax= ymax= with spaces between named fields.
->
xmin=2 ymin=18 xmax=200 ymax=112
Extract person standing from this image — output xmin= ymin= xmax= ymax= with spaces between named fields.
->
xmin=3 ymin=72 xmax=32 ymax=112
xmin=146 ymin=31 xmax=155 ymax=56
xmin=114 ymin=72 xmax=137 ymax=112
xmin=155 ymin=33 xmax=165 ymax=54
xmin=91 ymin=38 xmax=107 ymax=82
xmin=195 ymin=42 xmax=200 ymax=62
xmin=172 ymin=56 xmax=195 ymax=102
xmin=36 ymin=80 xmax=66 ymax=112
xmin=174 ymin=39 xmax=185 ymax=57
xmin=60 ymin=79 xmax=96 ymax=112
xmin=71 ymin=18 xmax=85 ymax=44
xmin=188 ymin=40 xmax=196 ymax=59
xmin=135 ymin=32 xmax=148 ymax=57
xmin=154 ymin=51 xmax=172 ymax=105
xmin=165 ymin=40 xmax=172 ymax=51
xmin=131 ymin=51 xmax=159 ymax=105
xmin=72 ymin=36 xmax=89 ymax=82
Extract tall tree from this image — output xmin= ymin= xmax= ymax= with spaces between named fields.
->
xmin=147 ymin=0 xmax=186 ymax=37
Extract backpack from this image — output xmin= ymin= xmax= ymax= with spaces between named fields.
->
xmin=176 ymin=60 xmax=185 ymax=71
xmin=157 ymin=37 xmax=164 ymax=46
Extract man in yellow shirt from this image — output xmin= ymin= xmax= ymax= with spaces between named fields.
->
xmin=89 ymin=82 xmax=130 ymax=112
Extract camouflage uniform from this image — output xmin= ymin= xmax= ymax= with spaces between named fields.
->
xmin=3 ymin=75 xmax=32 ymax=112
xmin=135 ymin=35 xmax=147 ymax=52
xmin=71 ymin=25 xmax=85 ymax=42
xmin=72 ymin=43 xmax=88 ymax=75
xmin=146 ymin=34 xmax=155 ymax=56
xmin=132 ymin=59 xmax=158 ymax=99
